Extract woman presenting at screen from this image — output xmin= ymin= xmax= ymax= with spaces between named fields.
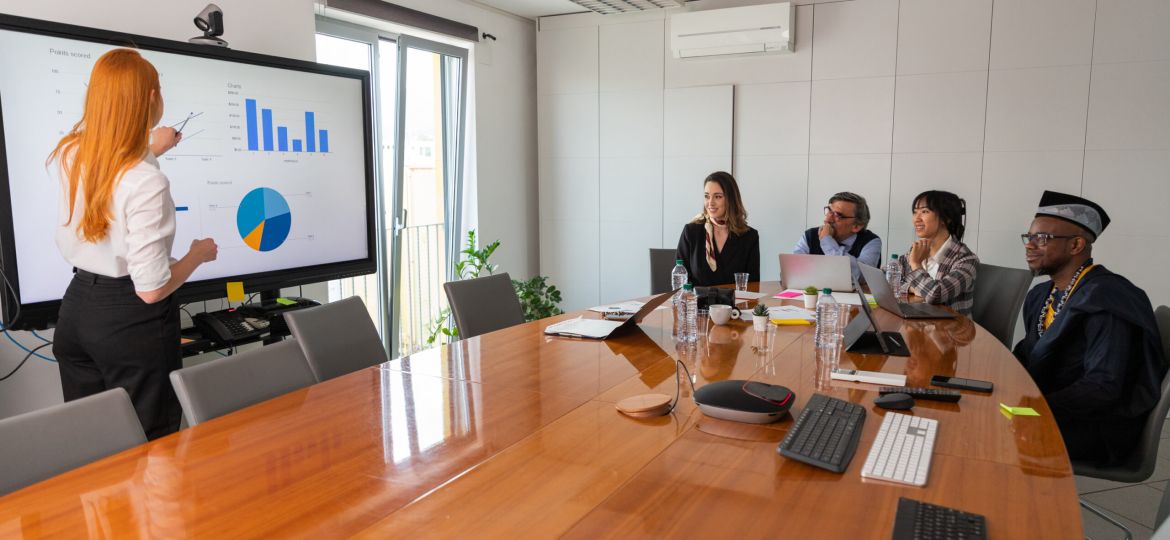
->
xmin=48 ymin=49 xmax=218 ymax=439
xmin=674 ymin=171 xmax=760 ymax=287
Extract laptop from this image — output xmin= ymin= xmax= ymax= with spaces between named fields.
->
xmin=544 ymin=289 xmax=676 ymax=339
xmin=858 ymin=264 xmax=957 ymax=320
xmin=779 ymin=254 xmax=854 ymax=292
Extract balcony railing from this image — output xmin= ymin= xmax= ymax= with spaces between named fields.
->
xmin=396 ymin=223 xmax=447 ymax=357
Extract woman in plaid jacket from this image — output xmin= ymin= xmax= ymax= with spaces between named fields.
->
xmin=897 ymin=191 xmax=978 ymax=315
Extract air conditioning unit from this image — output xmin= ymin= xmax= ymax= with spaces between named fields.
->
xmin=670 ymin=3 xmax=795 ymax=59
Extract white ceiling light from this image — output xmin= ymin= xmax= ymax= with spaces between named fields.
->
xmin=569 ymin=0 xmax=684 ymax=15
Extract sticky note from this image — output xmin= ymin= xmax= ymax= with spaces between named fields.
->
xmin=275 ymin=297 xmax=297 ymax=306
xmin=775 ymin=291 xmax=802 ymax=299
xmin=771 ymin=319 xmax=812 ymax=326
xmin=999 ymin=403 xmax=1040 ymax=417
xmin=226 ymin=281 xmax=245 ymax=302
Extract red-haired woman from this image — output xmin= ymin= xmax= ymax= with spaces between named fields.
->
xmin=49 ymin=49 xmax=218 ymax=439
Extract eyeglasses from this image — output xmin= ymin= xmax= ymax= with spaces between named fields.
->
xmin=1020 ymin=233 xmax=1079 ymax=246
xmin=824 ymin=206 xmax=855 ymax=221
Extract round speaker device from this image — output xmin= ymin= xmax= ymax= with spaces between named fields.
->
xmin=693 ymin=380 xmax=795 ymax=424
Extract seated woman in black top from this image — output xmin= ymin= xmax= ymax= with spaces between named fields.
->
xmin=674 ymin=171 xmax=760 ymax=287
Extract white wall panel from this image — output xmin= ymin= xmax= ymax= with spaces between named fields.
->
xmin=984 ymin=66 xmax=1090 ymax=152
xmin=539 ymin=93 xmax=599 ymax=158
xmin=1091 ymin=0 xmax=1170 ymax=65
xmin=1092 ymin=235 xmax=1170 ymax=312
xmin=537 ymin=25 xmax=598 ymax=95
xmin=989 ymin=0 xmax=1095 ymax=70
xmin=600 ymin=91 xmax=664 ymax=158
xmin=538 ymin=158 xmax=600 ymax=223
xmin=539 ymin=219 xmax=599 ymax=311
xmin=734 ymin=155 xmax=809 ymax=282
xmin=892 ymin=71 xmax=987 ymax=154
xmin=1085 ymin=61 xmax=1170 ymax=151
xmin=599 ymin=20 xmax=664 ymax=92
xmin=896 ymin=0 xmax=992 ymax=76
xmin=889 ymin=153 xmax=984 ymax=255
xmin=1082 ymin=150 xmax=1170 ymax=237
xmin=734 ymin=82 xmax=811 ymax=156
xmin=599 ymin=220 xmax=661 ymax=303
xmin=811 ymin=0 xmax=898 ymax=80
xmin=809 ymin=77 xmax=895 ymax=155
xmin=662 ymin=156 xmax=732 ymax=248
xmin=662 ymin=86 xmax=732 ymax=247
xmin=665 ymin=5 xmax=813 ymax=88
xmin=600 ymin=158 xmax=663 ymax=222
xmin=978 ymin=151 xmax=1084 ymax=233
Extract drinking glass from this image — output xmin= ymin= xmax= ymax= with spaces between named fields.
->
xmin=733 ymin=272 xmax=749 ymax=291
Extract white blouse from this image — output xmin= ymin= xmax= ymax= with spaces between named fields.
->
xmin=56 ymin=152 xmax=176 ymax=292
xmin=924 ymin=236 xmax=952 ymax=280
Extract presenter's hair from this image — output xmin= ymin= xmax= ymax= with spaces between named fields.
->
xmin=691 ymin=171 xmax=749 ymax=235
xmin=912 ymin=190 xmax=967 ymax=242
xmin=48 ymin=49 xmax=161 ymax=243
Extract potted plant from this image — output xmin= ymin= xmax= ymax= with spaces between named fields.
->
xmin=752 ymin=303 xmax=770 ymax=331
xmin=803 ymin=286 xmax=818 ymax=309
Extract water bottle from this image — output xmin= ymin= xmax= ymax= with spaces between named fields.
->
xmin=885 ymin=254 xmax=903 ymax=299
xmin=815 ymin=288 xmax=840 ymax=349
xmin=677 ymin=283 xmax=698 ymax=343
xmin=671 ymin=259 xmax=688 ymax=304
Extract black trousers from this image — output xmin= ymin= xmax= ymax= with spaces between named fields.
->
xmin=53 ymin=270 xmax=182 ymax=440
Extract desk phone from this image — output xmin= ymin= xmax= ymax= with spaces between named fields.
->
xmin=193 ymin=310 xmax=267 ymax=343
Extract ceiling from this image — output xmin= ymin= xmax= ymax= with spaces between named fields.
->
xmin=469 ymin=0 xmax=588 ymax=19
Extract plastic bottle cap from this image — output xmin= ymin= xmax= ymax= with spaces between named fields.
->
xmin=675 ymin=259 xmax=684 ymax=265
xmin=822 ymin=288 xmax=832 ymax=294
xmin=890 ymin=254 xmax=898 ymax=259
xmin=683 ymin=283 xmax=693 ymax=290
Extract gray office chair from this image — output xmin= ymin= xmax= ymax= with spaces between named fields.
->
xmin=170 ymin=339 xmax=317 ymax=427
xmin=1075 ymin=305 xmax=1170 ymax=540
xmin=972 ymin=262 xmax=1033 ymax=348
xmin=650 ymin=248 xmax=677 ymax=295
xmin=443 ymin=272 xmax=525 ymax=340
xmin=1158 ymin=477 xmax=1170 ymax=536
xmin=284 ymin=296 xmax=388 ymax=382
xmin=0 ymin=388 xmax=146 ymax=495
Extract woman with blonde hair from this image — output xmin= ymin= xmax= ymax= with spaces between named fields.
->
xmin=674 ymin=171 xmax=760 ymax=287
xmin=49 ymin=49 xmax=218 ymax=439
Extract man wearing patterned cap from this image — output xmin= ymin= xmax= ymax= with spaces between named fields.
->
xmin=1014 ymin=190 xmax=1166 ymax=465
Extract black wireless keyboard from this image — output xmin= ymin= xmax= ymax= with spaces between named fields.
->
xmin=777 ymin=393 xmax=866 ymax=473
xmin=891 ymin=497 xmax=986 ymax=540
xmin=878 ymin=386 xmax=962 ymax=403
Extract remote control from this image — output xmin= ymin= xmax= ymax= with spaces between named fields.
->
xmin=878 ymin=386 xmax=961 ymax=403
xmin=829 ymin=368 xmax=906 ymax=387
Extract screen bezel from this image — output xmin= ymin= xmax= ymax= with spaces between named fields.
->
xmin=0 ymin=14 xmax=378 ymax=329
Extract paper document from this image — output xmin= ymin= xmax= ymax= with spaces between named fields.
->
xmin=734 ymin=290 xmax=767 ymax=300
xmin=828 ymin=292 xmax=876 ymax=306
xmin=588 ymin=301 xmax=645 ymax=314
xmin=544 ymin=316 xmax=623 ymax=339
xmin=768 ymin=305 xmax=815 ymax=321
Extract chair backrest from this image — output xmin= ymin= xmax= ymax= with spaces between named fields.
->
xmin=284 ymin=296 xmax=389 ymax=382
xmin=443 ymin=272 xmax=525 ymax=340
xmin=170 ymin=339 xmax=317 ymax=426
xmin=0 ymin=388 xmax=146 ymax=495
xmin=972 ymin=263 xmax=1033 ymax=348
xmin=649 ymin=248 xmax=677 ymax=295
xmin=1077 ymin=306 xmax=1170 ymax=483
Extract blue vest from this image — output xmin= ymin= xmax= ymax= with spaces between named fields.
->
xmin=803 ymin=227 xmax=878 ymax=258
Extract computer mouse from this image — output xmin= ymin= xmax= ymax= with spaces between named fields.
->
xmin=874 ymin=393 xmax=915 ymax=410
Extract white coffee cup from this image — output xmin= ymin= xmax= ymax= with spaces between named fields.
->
xmin=708 ymin=304 xmax=741 ymax=325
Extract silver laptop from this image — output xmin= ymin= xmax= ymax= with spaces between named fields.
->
xmin=858 ymin=264 xmax=956 ymax=319
xmin=779 ymin=254 xmax=854 ymax=292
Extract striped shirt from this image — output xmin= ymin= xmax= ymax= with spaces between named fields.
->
xmin=898 ymin=239 xmax=978 ymax=315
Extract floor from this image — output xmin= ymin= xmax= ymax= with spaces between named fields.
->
xmin=1077 ymin=423 xmax=1170 ymax=539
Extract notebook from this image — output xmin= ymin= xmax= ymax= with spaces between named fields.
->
xmin=544 ymin=289 xmax=676 ymax=339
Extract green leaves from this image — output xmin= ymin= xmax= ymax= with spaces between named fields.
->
xmin=426 ymin=229 xmax=563 ymax=346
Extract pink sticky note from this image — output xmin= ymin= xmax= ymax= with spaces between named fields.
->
xmin=775 ymin=291 xmax=802 ymax=299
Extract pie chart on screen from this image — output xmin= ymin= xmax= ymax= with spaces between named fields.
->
xmin=236 ymin=187 xmax=291 ymax=252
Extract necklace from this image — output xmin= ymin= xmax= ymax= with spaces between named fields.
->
xmin=1036 ymin=261 xmax=1091 ymax=337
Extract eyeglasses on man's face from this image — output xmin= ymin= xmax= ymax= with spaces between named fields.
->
xmin=824 ymin=206 xmax=855 ymax=221
xmin=1020 ymin=233 xmax=1079 ymax=247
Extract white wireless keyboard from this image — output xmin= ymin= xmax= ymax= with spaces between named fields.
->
xmin=861 ymin=412 xmax=938 ymax=487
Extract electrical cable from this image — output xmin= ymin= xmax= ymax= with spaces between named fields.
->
xmin=5 ymin=329 xmax=54 ymax=362
xmin=0 ymin=341 xmax=53 ymax=382
xmin=665 ymin=358 xmax=698 ymax=414
xmin=31 ymin=330 xmax=52 ymax=344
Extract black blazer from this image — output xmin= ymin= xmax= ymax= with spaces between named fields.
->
xmin=674 ymin=223 xmax=760 ymax=287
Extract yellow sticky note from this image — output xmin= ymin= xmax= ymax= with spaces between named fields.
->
xmin=226 ymin=281 xmax=245 ymax=302
xmin=771 ymin=319 xmax=813 ymax=326
xmin=1000 ymin=403 xmax=1040 ymax=416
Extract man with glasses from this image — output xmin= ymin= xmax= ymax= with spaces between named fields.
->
xmin=793 ymin=192 xmax=882 ymax=280
xmin=1013 ymin=190 xmax=1165 ymax=465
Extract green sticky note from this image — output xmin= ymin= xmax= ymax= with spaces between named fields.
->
xmin=1000 ymin=403 xmax=1040 ymax=416
xmin=226 ymin=281 xmax=245 ymax=302
xmin=275 ymin=297 xmax=297 ymax=306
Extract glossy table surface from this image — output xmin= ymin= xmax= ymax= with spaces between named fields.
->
xmin=0 ymin=283 xmax=1081 ymax=539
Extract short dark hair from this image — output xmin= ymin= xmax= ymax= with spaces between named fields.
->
xmin=913 ymin=190 xmax=967 ymax=241
xmin=829 ymin=192 xmax=870 ymax=228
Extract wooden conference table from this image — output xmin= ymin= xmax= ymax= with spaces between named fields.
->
xmin=0 ymin=282 xmax=1082 ymax=538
